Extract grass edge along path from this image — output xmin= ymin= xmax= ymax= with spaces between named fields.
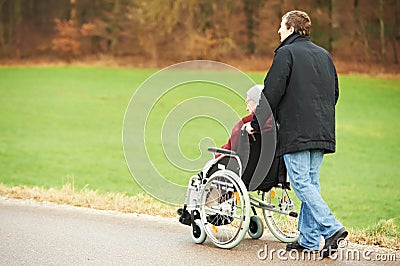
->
xmin=0 ymin=183 xmax=176 ymax=218
xmin=0 ymin=183 xmax=398 ymax=250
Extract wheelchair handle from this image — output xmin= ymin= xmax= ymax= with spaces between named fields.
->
xmin=241 ymin=124 xmax=256 ymax=142
xmin=207 ymin=147 xmax=237 ymax=155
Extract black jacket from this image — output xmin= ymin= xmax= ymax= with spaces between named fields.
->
xmin=251 ymin=33 xmax=339 ymax=156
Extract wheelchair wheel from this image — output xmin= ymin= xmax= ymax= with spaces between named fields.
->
xmin=199 ymin=169 xmax=250 ymax=249
xmin=248 ymin=215 xmax=264 ymax=239
xmin=191 ymin=219 xmax=206 ymax=244
xmin=262 ymin=185 xmax=299 ymax=243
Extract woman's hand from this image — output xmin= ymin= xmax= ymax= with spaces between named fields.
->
xmin=244 ymin=122 xmax=255 ymax=134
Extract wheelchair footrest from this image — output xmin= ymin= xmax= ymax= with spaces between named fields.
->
xmin=177 ymin=208 xmax=192 ymax=226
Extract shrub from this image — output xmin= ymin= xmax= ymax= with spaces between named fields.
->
xmin=51 ymin=18 xmax=81 ymax=61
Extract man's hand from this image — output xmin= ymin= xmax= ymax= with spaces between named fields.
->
xmin=244 ymin=122 xmax=255 ymax=134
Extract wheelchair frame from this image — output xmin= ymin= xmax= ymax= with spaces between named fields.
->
xmin=178 ymin=147 xmax=299 ymax=249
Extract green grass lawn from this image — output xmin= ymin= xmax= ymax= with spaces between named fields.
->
xmin=0 ymin=66 xmax=399 ymax=231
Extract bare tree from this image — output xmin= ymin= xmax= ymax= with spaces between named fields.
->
xmin=0 ymin=0 xmax=5 ymax=46
xmin=242 ymin=0 xmax=266 ymax=55
xmin=0 ymin=0 xmax=22 ymax=52
xmin=110 ymin=0 xmax=120 ymax=55
xmin=328 ymin=0 xmax=335 ymax=52
xmin=393 ymin=0 xmax=400 ymax=64
xmin=379 ymin=0 xmax=386 ymax=64
xmin=70 ymin=0 xmax=77 ymax=20
xmin=353 ymin=0 xmax=370 ymax=61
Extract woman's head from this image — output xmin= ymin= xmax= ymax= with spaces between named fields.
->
xmin=246 ymin=84 xmax=263 ymax=113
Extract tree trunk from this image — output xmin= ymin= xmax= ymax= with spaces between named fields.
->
xmin=392 ymin=0 xmax=399 ymax=64
xmin=328 ymin=0 xmax=335 ymax=52
xmin=70 ymin=0 xmax=77 ymax=20
xmin=13 ymin=0 xmax=22 ymax=57
xmin=354 ymin=0 xmax=370 ymax=61
xmin=379 ymin=0 xmax=386 ymax=64
xmin=110 ymin=0 xmax=121 ymax=55
xmin=279 ymin=0 xmax=285 ymax=18
xmin=242 ymin=0 xmax=265 ymax=56
xmin=0 ymin=0 xmax=5 ymax=46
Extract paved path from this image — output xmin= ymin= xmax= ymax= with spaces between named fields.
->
xmin=0 ymin=198 xmax=397 ymax=265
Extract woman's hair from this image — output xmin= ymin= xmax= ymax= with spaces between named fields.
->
xmin=283 ymin=10 xmax=312 ymax=36
xmin=247 ymin=84 xmax=263 ymax=103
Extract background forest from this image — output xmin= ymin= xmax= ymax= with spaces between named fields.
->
xmin=0 ymin=0 xmax=399 ymax=72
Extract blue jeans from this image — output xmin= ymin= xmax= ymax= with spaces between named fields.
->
xmin=284 ymin=149 xmax=343 ymax=250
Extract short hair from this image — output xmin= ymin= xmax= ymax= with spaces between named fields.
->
xmin=283 ymin=10 xmax=311 ymax=36
xmin=246 ymin=84 xmax=263 ymax=103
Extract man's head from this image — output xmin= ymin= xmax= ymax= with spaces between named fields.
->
xmin=246 ymin=84 xmax=263 ymax=113
xmin=278 ymin=10 xmax=311 ymax=42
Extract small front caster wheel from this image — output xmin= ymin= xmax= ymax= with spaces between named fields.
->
xmin=248 ymin=215 xmax=264 ymax=239
xmin=191 ymin=219 xmax=206 ymax=244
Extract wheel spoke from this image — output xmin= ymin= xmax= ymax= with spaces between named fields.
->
xmin=199 ymin=170 xmax=250 ymax=249
xmin=261 ymin=188 xmax=299 ymax=243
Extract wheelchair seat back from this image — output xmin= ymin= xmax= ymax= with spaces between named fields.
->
xmin=206 ymin=129 xmax=287 ymax=192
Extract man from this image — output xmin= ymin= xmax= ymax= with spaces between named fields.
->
xmin=245 ymin=10 xmax=347 ymax=258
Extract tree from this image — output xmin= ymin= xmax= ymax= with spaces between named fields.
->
xmin=379 ymin=0 xmax=386 ymax=64
xmin=0 ymin=0 xmax=22 ymax=56
xmin=0 ymin=0 xmax=6 ymax=46
xmin=242 ymin=0 xmax=266 ymax=55
xmin=353 ymin=0 xmax=371 ymax=62
xmin=328 ymin=0 xmax=335 ymax=52
xmin=51 ymin=18 xmax=81 ymax=61
xmin=393 ymin=0 xmax=400 ymax=64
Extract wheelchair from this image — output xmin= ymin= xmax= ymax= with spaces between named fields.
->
xmin=178 ymin=129 xmax=299 ymax=249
